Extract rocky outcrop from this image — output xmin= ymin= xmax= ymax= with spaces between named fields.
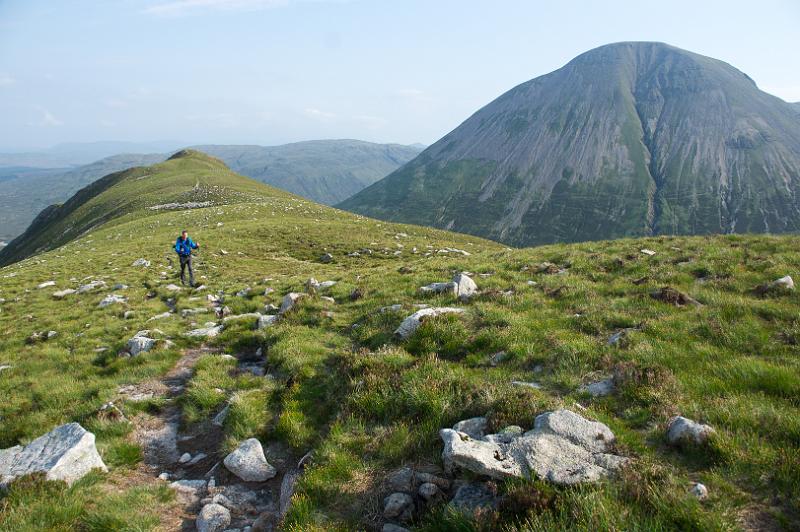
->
xmin=440 ymin=409 xmax=627 ymax=485
xmin=0 ymin=423 xmax=107 ymax=487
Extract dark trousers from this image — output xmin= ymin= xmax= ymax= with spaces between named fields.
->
xmin=179 ymin=255 xmax=194 ymax=285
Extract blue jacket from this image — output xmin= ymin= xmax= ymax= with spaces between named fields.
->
xmin=175 ymin=236 xmax=198 ymax=256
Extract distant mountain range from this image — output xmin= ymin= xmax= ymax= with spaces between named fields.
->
xmin=0 ymin=140 xmax=422 ymax=242
xmin=340 ymin=42 xmax=800 ymax=246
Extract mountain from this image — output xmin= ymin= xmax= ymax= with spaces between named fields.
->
xmin=0 ymin=149 xmax=797 ymax=529
xmin=193 ymin=139 xmax=422 ymax=205
xmin=793 ymin=102 xmax=800 ymax=113
xmin=0 ymin=140 xmax=421 ymax=243
xmin=0 ymin=141 xmax=185 ymax=168
xmin=0 ymin=154 xmax=166 ymax=242
xmin=340 ymin=42 xmax=800 ymax=246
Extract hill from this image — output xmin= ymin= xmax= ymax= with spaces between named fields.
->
xmin=0 ymin=151 xmax=797 ymax=530
xmin=0 ymin=154 xmax=166 ymax=243
xmin=0 ymin=140 xmax=421 ymax=243
xmin=340 ymin=42 xmax=800 ymax=246
xmin=193 ymin=139 xmax=422 ymax=205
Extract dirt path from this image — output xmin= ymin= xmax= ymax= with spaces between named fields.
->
xmin=121 ymin=346 xmax=294 ymax=531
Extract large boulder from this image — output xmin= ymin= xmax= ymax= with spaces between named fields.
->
xmin=394 ymin=307 xmax=465 ymax=339
xmin=0 ymin=423 xmax=107 ymax=487
xmin=440 ymin=409 xmax=627 ymax=485
xmin=127 ymin=334 xmax=157 ymax=356
xmin=279 ymin=293 xmax=304 ymax=314
xmin=452 ymin=273 xmax=478 ymax=300
xmin=223 ymin=438 xmax=277 ymax=482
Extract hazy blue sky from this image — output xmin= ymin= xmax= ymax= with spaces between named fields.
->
xmin=1 ymin=0 xmax=798 ymax=150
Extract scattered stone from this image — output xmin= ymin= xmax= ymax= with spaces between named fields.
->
xmin=158 ymin=472 xmax=170 ymax=480
xmin=383 ymin=492 xmax=414 ymax=521
xmin=52 ymin=288 xmax=76 ymax=299
xmin=170 ymin=479 xmax=207 ymax=501
xmin=98 ymin=294 xmax=126 ymax=308
xmin=754 ymin=275 xmax=795 ymax=296
xmin=319 ymin=253 xmax=333 ymax=263
xmin=127 ymin=331 xmax=157 ymax=356
xmin=213 ymin=405 xmax=230 ymax=427
xmin=189 ymin=452 xmax=207 ymax=465
xmin=453 ymin=273 xmax=478 ymax=300
xmin=179 ymin=452 xmax=192 ymax=464
xmin=453 ymin=417 xmax=488 ymax=439
xmin=165 ymin=284 xmax=182 ymax=292
xmin=279 ymin=293 xmax=304 ymax=314
xmin=440 ymin=409 xmax=626 ymax=485
xmin=236 ymin=287 xmax=251 ymax=297
xmin=257 ymin=314 xmax=279 ymax=329
xmin=420 ymin=281 xmax=457 ymax=295
xmin=691 ymin=482 xmax=708 ymax=500
xmin=448 ymin=482 xmax=499 ymax=514
xmin=0 ymin=365 xmax=11 ymax=374
xmin=196 ymin=503 xmax=231 ymax=532
xmin=640 ymin=249 xmax=656 ymax=256
xmin=185 ymin=323 xmax=224 ymax=338
xmin=666 ymin=416 xmax=715 ymax=446
xmin=112 ymin=283 xmax=128 ymax=290
xmin=394 ymin=307 xmax=465 ymax=339
xmin=223 ymin=438 xmax=277 ymax=482
xmin=38 ymin=280 xmax=56 ymax=289
xmin=182 ymin=308 xmax=209 ymax=317
xmin=0 ymin=423 xmax=107 ymax=487
xmin=489 ymin=351 xmax=508 ymax=366
xmin=77 ymin=280 xmax=106 ymax=294
xmin=772 ymin=275 xmax=794 ymax=290
xmin=580 ymin=377 xmax=615 ymax=397
xmin=418 ymin=482 xmax=444 ymax=503
xmin=386 ymin=467 xmax=414 ymax=492
xmin=148 ymin=312 xmax=173 ymax=321
xmin=132 ymin=258 xmax=151 ymax=267
xmin=483 ymin=426 xmax=524 ymax=444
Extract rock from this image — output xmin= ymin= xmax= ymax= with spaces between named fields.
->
xmin=52 ymin=289 xmax=76 ymax=299
xmin=773 ymin=275 xmax=794 ymax=289
xmin=691 ymin=482 xmax=708 ymax=500
xmin=213 ymin=405 xmax=230 ymax=427
xmin=127 ymin=334 xmax=157 ymax=356
xmin=182 ymin=308 xmax=209 ymax=317
xmin=448 ymin=482 xmax=499 ymax=514
xmin=165 ymin=284 xmax=182 ymax=292
xmin=98 ymin=294 xmax=126 ymax=308
xmin=77 ymin=280 xmax=106 ymax=293
xmin=38 ymin=280 xmax=57 ymax=289
xmin=383 ymin=492 xmax=414 ymax=521
xmin=185 ymin=324 xmax=224 ymax=338
xmin=236 ymin=287 xmax=251 ymax=297
xmin=394 ymin=307 xmax=465 ymax=339
xmin=415 ymin=471 xmax=450 ymax=489
xmin=511 ymin=380 xmax=542 ymax=389
xmin=489 ymin=351 xmax=508 ymax=366
xmin=0 ymin=365 xmax=12 ymax=374
xmin=483 ymin=425 xmax=524 ymax=444
xmin=650 ymin=287 xmax=702 ymax=307
xmin=179 ymin=452 xmax=192 ymax=464
xmin=0 ymin=423 xmax=107 ymax=487
xmin=223 ymin=438 xmax=277 ymax=482
xmin=123 ymin=311 xmax=135 ymax=319
xmin=420 ymin=281 xmax=457 ymax=295
xmin=132 ymin=258 xmax=151 ymax=267
xmin=212 ymin=484 xmax=259 ymax=515
xmin=256 ymin=315 xmax=279 ymax=330
xmin=158 ymin=472 xmax=170 ymax=480
xmin=640 ymin=249 xmax=656 ymax=256
xmin=440 ymin=409 xmax=626 ymax=485
xmin=452 ymin=273 xmax=478 ymax=300
xmin=666 ymin=416 xmax=715 ymax=446
xmin=386 ymin=467 xmax=414 ymax=492
xmin=196 ymin=503 xmax=231 ymax=532
xmin=418 ymin=482 xmax=443 ymax=503
xmin=279 ymin=293 xmax=304 ymax=314
xmin=170 ymin=479 xmax=207 ymax=496
xmin=580 ymin=377 xmax=615 ymax=397
xmin=222 ymin=312 xmax=262 ymax=325
xmin=305 ymin=278 xmax=320 ymax=292
xmin=320 ymin=253 xmax=333 ymax=263
xmin=148 ymin=312 xmax=173 ymax=321
xmin=112 ymin=283 xmax=128 ymax=290
xmin=452 ymin=417 xmax=487 ymax=439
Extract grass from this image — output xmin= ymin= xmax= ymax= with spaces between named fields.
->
xmin=1 ymin=152 xmax=799 ymax=530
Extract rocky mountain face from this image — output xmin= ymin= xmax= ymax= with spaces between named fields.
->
xmin=340 ymin=42 xmax=800 ymax=246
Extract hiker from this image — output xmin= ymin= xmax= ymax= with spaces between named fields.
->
xmin=174 ymin=230 xmax=200 ymax=286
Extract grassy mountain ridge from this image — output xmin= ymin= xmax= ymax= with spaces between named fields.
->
xmin=0 ymin=151 xmax=798 ymax=529
xmin=340 ymin=42 xmax=800 ymax=246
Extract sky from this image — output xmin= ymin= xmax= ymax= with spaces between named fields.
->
xmin=0 ymin=0 xmax=799 ymax=151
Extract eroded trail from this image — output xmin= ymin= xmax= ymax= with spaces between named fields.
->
xmin=121 ymin=346 xmax=293 ymax=531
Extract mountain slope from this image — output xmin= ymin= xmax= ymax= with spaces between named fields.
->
xmin=0 ymin=140 xmax=421 ymax=243
xmin=0 ymin=153 xmax=166 ymax=242
xmin=340 ymin=42 xmax=800 ymax=246
xmin=194 ymin=139 xmax=422 ymax=205
xmin=0 ymin=150 xmax=293 ymax=266
xmin=0 ymin=150 xmax=797 ymax=529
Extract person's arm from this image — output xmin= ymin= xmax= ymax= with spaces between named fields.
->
xmin=192 ymin=239 xmax=199 ymax=249
xmin=175 ymin=239 xmax=181 ymax=253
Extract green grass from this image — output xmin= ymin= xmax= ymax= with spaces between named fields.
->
xmin=1 ymin=152 xmax=799 ymax=529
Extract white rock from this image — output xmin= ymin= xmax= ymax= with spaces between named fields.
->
xmin=0 ymin=365 xmax=12 ymax=374
xmin=148 ymin=312 xmax=173 ymax=321
xmin=452 ymin=273 xmax=478 ymax=299
xmin=452 ymin=417 xmax=487 ymax=439
xmin=197 ymin=503 xmax=231 ymax=532
xmin=38 ymin=281 xmax=56 ymax=289
xmin=279 ymin=293 xmax=304 ymax=314
xmin=440 ymin=429 xmax=523 ymax=479
xmin=580 ymin=378 xmax=615 ymax=397
xmin=773 ymin=275 xmax=794 ymax=290
xmin=127 ymin=335 xmax=157 ymax=356
xmin=223 ymin=438 xmax=276 ymax=482
xmin=0 ymin=423 xmax=107 ymax=487
xmin=530 ymin=409 xmax=616 ymax=453
xmin=179 ymin=452 xmax=192 ymax=464
xmin=170 ymin=479 xmax=207 ymax=495
xmin=394 ymin=307 xmax=465 ymax=339
xmin=666 ymin=416 xmax=715 ymax=446
xmin=212 ymin=405 xmax=230 ymax=427
xmin=420 ymin=281 xmax=457 ymax=295
xmin=132 ymin=258 xmax=151 ymax=267
xmin=257 ymin=314 xmax=279 ymax=330
xmin=511 ymin=380 xmax=542 ymax=390
xmin=185 ymin=324 xmax=224 ymax=338
xmin=640 ymin=249 xmax=656 ymax=256
xmin=165 ymin=284 xmax=182 ymax=292
xmin=77 ymin=280 xmax=106 ymax=294
xmin=691 ymin=482 xmax=708 ymax=500
xmin=52 ymin=289 xmax=76 ymax=299
xmin=98 ymin=294 xmax=126 ymax=308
